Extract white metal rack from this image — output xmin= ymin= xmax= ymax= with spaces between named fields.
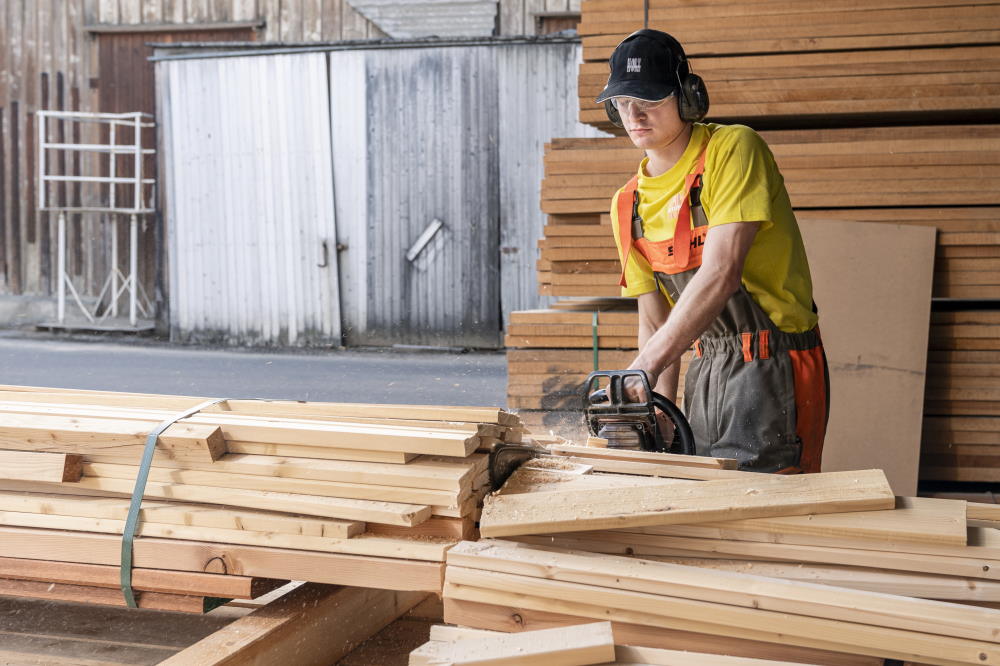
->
xmin=37 ymin=110 xmax=156 ymax=327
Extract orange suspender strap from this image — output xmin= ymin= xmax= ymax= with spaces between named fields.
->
xmin=672 ymin=151 xmax=708 ymax=269
xmin=694 ymin=340 xmax=703 ymax=358
xmin=759 ymin=330 xmax=770 ymax=360
xmin=741 ymin=332 xmax=753 ymax=363
xmin=616 ymin=176 xmax=640 ymax=287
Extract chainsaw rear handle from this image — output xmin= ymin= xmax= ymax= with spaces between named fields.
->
xmin=586 ymin=369 xmax=696 ymax=456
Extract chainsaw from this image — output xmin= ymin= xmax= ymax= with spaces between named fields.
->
xmin=488 ymin=369 xmax=697 ymax=489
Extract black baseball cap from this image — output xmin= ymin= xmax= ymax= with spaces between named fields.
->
xmin=595 ymin=29 xmax=688 ymax=104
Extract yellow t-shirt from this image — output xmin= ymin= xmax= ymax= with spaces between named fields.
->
xmin=611 ymin=123 xmax=818 ymax=334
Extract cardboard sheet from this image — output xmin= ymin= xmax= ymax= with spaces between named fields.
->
xmin=799 ymin=219 xmax=936 ymax=495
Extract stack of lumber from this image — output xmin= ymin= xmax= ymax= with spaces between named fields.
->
xmin=0 ymin=384 xmax=522 ymax=611
xmin=921 ymin=310 xmax=1000 ymax=482
xmin=576 ymin=0 xmax=1000 ymax=131
xmin=439 ymin=453 xmax=1000 ymax=664
xmin=513 ymin=123 xmax=1000 ymax=449
xmin=537 ymin=129 xmax=1000 ymax=299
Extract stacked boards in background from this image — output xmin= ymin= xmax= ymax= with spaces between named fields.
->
xmin=509 ymin=4 xmax=1000 ymax=484
xmin=577 ymin=0 xmax=1000 ymax=130
xmin=0 ymin=385 xmax=522 ymax=610
xmin=923 ymin=310 xmax=1000 ymax=482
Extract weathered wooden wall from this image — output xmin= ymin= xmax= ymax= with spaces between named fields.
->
xmin=0 ymin=0 xmax=577 ymax=311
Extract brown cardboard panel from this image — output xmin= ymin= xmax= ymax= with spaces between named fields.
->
xmin=800 ymin=219 xmax=936 ymax=495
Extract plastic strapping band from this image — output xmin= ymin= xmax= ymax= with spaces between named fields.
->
xmin=120 ymin=397 xmax=227 ymax=607
xmin=592 ymin=311 xmax=600 ymax=372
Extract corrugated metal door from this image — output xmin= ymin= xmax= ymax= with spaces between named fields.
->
xmin=331 ymin=47 xmax=501 ymax=349
xmin=159 ymin=53 xmax=341 ymax=346
xmin=99 ymin=28 xmax=256 ymax=320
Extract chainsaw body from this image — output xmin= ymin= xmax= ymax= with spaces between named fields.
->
xmin=585 ymin=369 xmax=696 ymax=455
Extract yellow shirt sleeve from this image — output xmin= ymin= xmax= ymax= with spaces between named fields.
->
xmin=702 ymin=125 xmax=780 ymax=232
xmin=610 ymin=188 xmax=658 ymax=297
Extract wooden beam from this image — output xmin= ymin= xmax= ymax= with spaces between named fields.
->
xmin=0 ymin=556 xmax=282 ymax=598
xmin=410 ymin=621 xmax=615 ymax=665
xmin=0 ymin=451 xmax=82 ymax=482
xmin=162 ymin=583 xmax=428 ymax=665
xmin=0 ymin=526 xmax=445 ymax=592
xmin=479 ymin=469 xmax=896 ymax=537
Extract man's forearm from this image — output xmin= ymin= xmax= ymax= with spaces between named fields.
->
xmin=636 ymin=291 xmax=679 ymax=401
xmin=632 ymin=265 xmax=739 ymax=382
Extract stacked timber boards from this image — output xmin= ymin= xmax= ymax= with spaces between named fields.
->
xmin=538 ymin=128 xmax=1000 ymax=299
xmin=442 ymin=451 xmax=1000 ymax=665
xmin=0 ymin=385 xmax=520 ymax=610
xmin=922 ymin=310 xmax=1000 ymax=482
xmin=576 ymin=0 xmax=1000 ymax=130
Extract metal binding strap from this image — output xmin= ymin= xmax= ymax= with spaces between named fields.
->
xmin=120 ymin=398 xmax=227 ymax=607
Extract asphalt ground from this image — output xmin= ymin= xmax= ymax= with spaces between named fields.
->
xmin=0 ymin=331 xmax=508 ymax=408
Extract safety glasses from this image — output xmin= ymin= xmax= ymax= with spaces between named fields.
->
xmin=610 ymin=94 xmax=675 ymax=114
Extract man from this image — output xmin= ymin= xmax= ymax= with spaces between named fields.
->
xmin=597 ymin=29 xmax=828 ymax=473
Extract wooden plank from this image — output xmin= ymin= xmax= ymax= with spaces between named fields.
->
xmin=81 ymin=462 xmax=467 ymax=507
xmin=515 ymin=531 xmax=1000 ymax=581
xmin=701 ymin=497 xmax=968 ymax=546
xmin=0 ymin=491 xmax=363 ymax=538
xmin=546 ymin=444 xmax=738 ymax=470
xmin=68 ymin=476 xmax=435 ymax=525
xmin=613 ymin=645 xmax=825 ymax=665
xmin=557 ymin=456 xmax=746 ymax=481
xmin=0 ymin=451 xmax=81 ymax=482
xmin=0 ymin=387 xmax=514 ymax=425
xmin=0 ymin=555 xmax=281 ymax=598
xmin=0 ymin=511 xmax=453 ymax=562
xmin=0 ymin=577 xmax=209 ymax=613
xmin=410 ymin=621 xmax=615 ymax=666
xmin=0 ymin=526 xmax=445 ymax=592
xmin=0 ymin=414 xmax=225 ymax=461
xmin=443 ymin=597 xmax=882 ymax=666
xmin=227 ymin=440 xmax=417 ymax=463
xmin=0 ymin=402 xmax=480 ymax=457
xmin=162 ymin=583 xmax=428 ymax=665
xmin=83 ymin=451 xmax=484 ymax=491
xmin=639 ymin=558 xmax=1000 ymax=602
xmin=479 ymin=469 xmax=895 ymax=537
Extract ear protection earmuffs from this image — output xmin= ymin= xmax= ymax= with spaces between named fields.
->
xmin=604 ymin=30 xmax=710 ymax=128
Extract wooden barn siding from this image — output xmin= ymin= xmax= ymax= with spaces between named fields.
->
xmin=0 ymin=0 xmax=575 ymax=304
xmin=0 ymin=0 xmax=384 ymax=302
